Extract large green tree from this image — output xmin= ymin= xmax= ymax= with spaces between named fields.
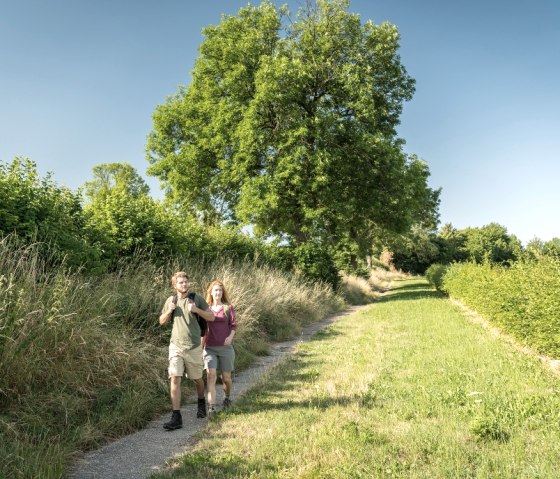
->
xmin=146 ymin=0 xmax=438 ymax=257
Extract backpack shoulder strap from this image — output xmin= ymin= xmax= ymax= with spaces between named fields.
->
xmin=168 ymin=294 xmax=178 ymax=322
xmin=187 ymin=292 xmax=207 ymax=337
xmin=223 ymin=304 xmax=231 ymax=327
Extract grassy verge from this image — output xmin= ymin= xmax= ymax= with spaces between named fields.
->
xmin=154 ymin=277 xmax=560 ymax=479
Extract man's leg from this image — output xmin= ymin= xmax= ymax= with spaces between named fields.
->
xmin=193 ymin=377 xmax=205 ymax=399
xmin=185 ymin=345 xmax=206 ymax=418
xmin=163 ymin=376 xmax=183 ymax=430
xmin=170 ymin=376 xmax=182 ymax=410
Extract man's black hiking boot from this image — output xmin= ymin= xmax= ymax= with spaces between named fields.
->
xmin=163 ymin=411 xmax=182 ymax=430
xmin=222 ymin=397 xmax=232 ymax=409
xmin=196 ymin=398 xmax=207 ymax=418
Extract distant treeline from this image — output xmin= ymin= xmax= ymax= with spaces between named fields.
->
xmin=2 ymin=157 xmax=558 ymax=284
xmin=384 ymin=222 xmax=559 ymax=274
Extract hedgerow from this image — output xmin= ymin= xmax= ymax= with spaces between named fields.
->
xmin=442 ymin=258 xmax=560 ymax=358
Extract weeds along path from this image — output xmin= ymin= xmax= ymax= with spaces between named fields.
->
xmin=147 ymin=277 xmax=560 ymax=479
xmin=68 ymin=305 xmax=366 ymax=479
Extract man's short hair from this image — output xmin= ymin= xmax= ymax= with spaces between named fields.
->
xmin=172 ymin=271 xmax=189 ymax=287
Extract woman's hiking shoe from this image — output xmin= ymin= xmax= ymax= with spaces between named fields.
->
xmin=208 ymin=405 xmax=217 ymax=419
xmin=222 ymin=397 xmax=232 ymax=409
xmin=163 ymin=411 xmax=182 ymax=430
xmin=196 ymin=398 xmax=207 ymax=418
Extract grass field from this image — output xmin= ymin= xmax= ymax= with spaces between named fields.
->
xmin=153 ymin=277 xmax=560 ymax=479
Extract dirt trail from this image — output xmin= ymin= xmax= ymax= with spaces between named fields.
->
xmin=68 ymin=306 xmax=365 ymax=479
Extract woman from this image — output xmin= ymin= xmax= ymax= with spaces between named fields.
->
xmin=204 ymin=279 xmax=237 ymax=417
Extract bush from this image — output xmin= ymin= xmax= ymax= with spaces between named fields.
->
xmin=442 ymin=258 xmax=560 ymax=358
xmin=0 ymin=157 xmax=103 ymax=270
xmin=292 ymin=241 xmax=341 ymax=289
xmin=425 ymin=263 xmax=448 ymax=291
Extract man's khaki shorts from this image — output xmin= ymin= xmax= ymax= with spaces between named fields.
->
xmin=168 ymin=343 xmax=203 ymax=380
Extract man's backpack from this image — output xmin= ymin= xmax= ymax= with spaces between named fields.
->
xmin=171 ymin=292 xmax=207 ymax=337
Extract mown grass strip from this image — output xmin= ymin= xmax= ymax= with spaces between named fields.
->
xmin=153 ymin=277 xmax=560 ymax=479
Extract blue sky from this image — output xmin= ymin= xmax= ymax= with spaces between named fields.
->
xmin=1 ymin=0 xmax=559 ymax=244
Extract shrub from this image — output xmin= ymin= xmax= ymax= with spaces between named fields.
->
xmin=425 ymin=263 xmax=448 ymax=291
xmin=292 ymin=241 xmax=341 ymax=289
xmin=0 ymin=157 xmax=103 ymax=270
xmin=442 ymin=258 xmax=560 ymax=358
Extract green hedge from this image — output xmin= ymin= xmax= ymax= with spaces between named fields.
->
xmin=442 ymin=258 xmax=560 ymax=358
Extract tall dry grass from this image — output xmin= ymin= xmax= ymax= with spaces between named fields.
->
xmin=0 ymin=237 xmax=344 ymax=478
xmin=0 ymin=238 xmax=168 ymax=478
xmin=338 ymin=273 xmax=379 ymax=304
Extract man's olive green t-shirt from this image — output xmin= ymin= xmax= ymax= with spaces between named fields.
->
xmin=162 ymin=293 xmax=209 ymax=350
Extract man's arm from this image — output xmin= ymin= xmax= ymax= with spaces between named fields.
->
xmin=159 ymin=300 xmax=175 ymax=325
xmin=191 ymin=304 xmax=215 ymax=322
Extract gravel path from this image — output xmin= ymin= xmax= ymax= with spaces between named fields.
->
xmin=68 ymin=306 xmax=364 ymax=479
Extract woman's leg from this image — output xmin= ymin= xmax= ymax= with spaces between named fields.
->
xmin=206 ymin=368 xmax=218 ymax=405
xmin=221 ymin=371 xmax=233 ymax=400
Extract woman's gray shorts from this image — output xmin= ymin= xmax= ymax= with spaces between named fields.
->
xmin=203 ymin=345 xmax=235 ymax=372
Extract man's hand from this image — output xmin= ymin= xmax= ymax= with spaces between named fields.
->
xmin=187 ymin=299 xmax=196 ymax=313
xmin=159 ymin=302 xmax=176 ymax=325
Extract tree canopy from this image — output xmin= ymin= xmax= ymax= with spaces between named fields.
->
xmin=146 ymin=0 xmax=439 ymax=259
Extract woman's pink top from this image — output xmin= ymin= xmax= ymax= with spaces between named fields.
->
xmin=205 ymin=304 xmax=237 ymax=346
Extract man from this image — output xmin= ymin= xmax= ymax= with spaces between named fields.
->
xmin=159 ymin=271 xmax=215 ymax=430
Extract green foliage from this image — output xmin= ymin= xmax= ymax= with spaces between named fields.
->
xmin=543 ymin=237 xmax=560 ymax=257
xmin=80 ymin=163 xmax=345 ymax=285
xmin=82 ymin=162 xmax=194 ymax=265
xmin=146 ymin=0 xmax=439 ymax=258
xmin=83 ymin=162 xmax=150 ymax=203
xmin=442 ymin=257 xmax=560 ymax=358
xmin=425 ymin=263 xmax=448 ymax=291
xmin=459 ymin=223 xmax=522 ymax=264
xmin=381 ymin=226 xmax=441 ymax=274
xmin=435 ymin=223 xmax=468 ymax=264
xmin=470 ymin=416 xmax=510 ymax=443
xmin=0 ymin=157 xmax=102 ymax=269
xmin=292 ymin=241 xmax=341 ymax=289
xmin=524 ymin=236 xmax=560 ymax=260
xmin=392 ymin=223 xmax=524 ymax=275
